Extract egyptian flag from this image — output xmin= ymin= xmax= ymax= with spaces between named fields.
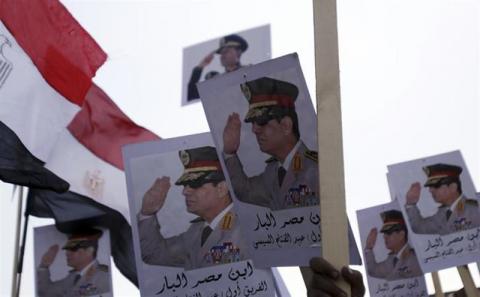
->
xmin=26 ymin=84 xmax=158 ymax=286
xmin=0 ymin=121 xmax=69 ymax=192
xmin=0 ymin=0 xmax=107 ymax=162
xmin=45 ymin=83 xmax=160 ymax=222
xmin=1 ymin=0 xmax=158 ymax=285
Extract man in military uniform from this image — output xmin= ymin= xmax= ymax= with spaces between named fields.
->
xmin=405 ymin=163 xmax=480 ymax=235
xmin=222 ymin=76 xmax=319 ymax=210
xmin=187 ymin=34 xmax=248 ymax=100
xmin=138 ymin=146 xmax=248 ymax=269
xmin=364 ymin=210 xmax=423 ymax=281
xmin=37 ymin=228 xmax=110 ymax=297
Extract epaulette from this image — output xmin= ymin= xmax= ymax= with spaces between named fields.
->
xmin=304 ymin=150 xmax=318 ymax=162
xmin=400 ymin=248 xmax=415 ymax=260
xmin=465 ymin=199 xmax=478 ymax=206
xmin=265 ymin=156 xmax=276 ymax=163
xmin=221 ymin=211 xmax=235 ymax=230
xmin=97 ymin=264 xmax=109 ymax=272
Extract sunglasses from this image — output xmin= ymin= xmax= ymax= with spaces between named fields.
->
xmin=429 ymin=181 xmax=451 ymax=189
xmin=186 ymin=181 xmax=205 ymax=189
xmin=252 ymin=114 xmax=283 ymax=127
xmin=64 ymin=246 xmax=82 ymax=252
xmin=382 ymin=228 xmax=404 ymax=235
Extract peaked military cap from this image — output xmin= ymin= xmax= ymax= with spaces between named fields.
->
xmin=380 ymin=210 xmax=406 ymax=233
xmin=63 ymin=228 xmax=102 ymax=250
xmin=241 ymin=77 xmax=299 ymax=124
xmin=423 ymin=163 xmax=462 ymax=187
xmin=175 ymin=146 xmax=225 ymax=187
xmin=216 ymin=34 xmax=248 ymax=54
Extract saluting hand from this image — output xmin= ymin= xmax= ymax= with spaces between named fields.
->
xmin=308 ymin=257 xmax=365 ymax=297
xmin=141 ymin=177 xmax=171 ymax=216
xmin=40 ymin=244 xmax=59 ymax=268
xmin=198 ymin=51 xmax=215 ymax=68
xmin=406 ymin=182 xmax=421 ymax=205
xmin=223 ymin=113 xmax=241 ymax=154
xmin=365 ymin=228 xmax=378 ymax=250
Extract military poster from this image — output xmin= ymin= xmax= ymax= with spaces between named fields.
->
xmin=33 ymin=225 xmax=113 ymax=297
xmin=387 ymin=151 xmax=480 ymax=272
xmin=182 ymin=25 xmax=271 ymax=104
xmin=198 ymin=53 xmax=361 ymax=267
xmin=123 ymin=132 xmax=275 ymax=296
xmin=357 ymin=200 xmax=427 ymax=297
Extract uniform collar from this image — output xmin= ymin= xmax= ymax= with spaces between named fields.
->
xmin=207 ymin=203 xmax=233 ymax=230
xmin=395 ymin=243 xmax=409 ymax=259
xmin=279 ymin=141 xmax=302 ymax=169
xmin=449 ymin=194 xmax=463 ymax=212
xmin=78 ymin=260 xmax=96 ymax=277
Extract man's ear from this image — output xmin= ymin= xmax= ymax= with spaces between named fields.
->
xmin=216 ymin=181 xmax=229 ymax=197
xmin=280 ymin=116 xmax=293 ymax=135
xmin=448 ymin=182 xmax=458 ymax=193
xmin=84 ymin=246 xmax=95 ymax=256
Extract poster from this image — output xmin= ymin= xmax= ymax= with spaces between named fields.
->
xmin=123 ymin=133 xmax=275 ymax=296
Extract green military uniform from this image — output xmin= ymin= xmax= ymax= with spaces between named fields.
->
xmin=37 ymin=261 xmax=110 ymax=297
xmin=138 ymin=146 xmax=248 ymax=269
xmin=406 ymin=163 xmax=480 ymax=235
xmin=225 ymin=76 xmax=319 ymax=210
xmin=365 ymin=244 xmax=423 ymax=281
xmin=139 ymin=208 xmax=247 ymax=269
xmin=406 ymin=196 xmax=480 ymax=235
xmin=365 ymin=210 xmax=423 ymax=280
xmin=225 ymin=141 xmax=319 ymax=210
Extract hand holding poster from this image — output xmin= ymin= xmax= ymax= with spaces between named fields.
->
xmin=123 ymin=133 xmax=275 ymax=296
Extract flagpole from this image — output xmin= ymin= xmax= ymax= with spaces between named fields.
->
xmin=11 ymin=186 xmax=23 ymax=297
xmin=431 ymin=272 xmax=444 ymax=297
xmin=15 ymin=195 xmax=30 ymax=297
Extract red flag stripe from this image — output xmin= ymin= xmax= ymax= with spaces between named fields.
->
xmin=0 ymin=0 xmax=107 ymax=106
xmin=68 ymin=84 xmax=160 ymax=170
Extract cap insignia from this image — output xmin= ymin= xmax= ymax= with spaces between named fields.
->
xmin=180 ymin=150 xmax=190 ymax=166
xmin=240 ymin=83 xmax=251 ymax=101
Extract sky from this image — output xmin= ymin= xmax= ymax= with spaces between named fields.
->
xmin=1 ymin=0 xmax=479 ymax=296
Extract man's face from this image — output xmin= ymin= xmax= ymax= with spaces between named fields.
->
xmin=220 ymin=46 xmax=240 ymax=68
xmin=65 ymin=247 xmax=93 ymax=270
xmin=251 ymin=118 xmax=286 ymax=156
xmin=428 ymin=183 xmax=456 ymax=205
xmin=182 ymin=182 xmax=220 ymax=217
xmin=383 ymin=230 xmax=405 ymax=251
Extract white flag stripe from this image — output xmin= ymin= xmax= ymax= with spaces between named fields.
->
xmin=0 ymin=21 xmax=80 ymax=161
xmin=45 ymin=130 xmax=131 ymax=222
